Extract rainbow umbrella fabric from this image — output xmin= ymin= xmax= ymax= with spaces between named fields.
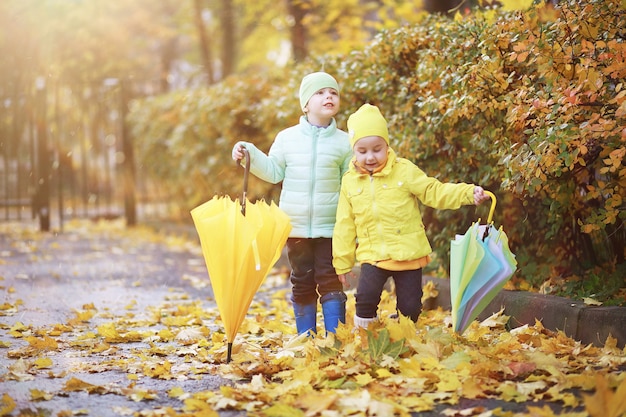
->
xmin=450 ymin=192 xmax=517 ymax=334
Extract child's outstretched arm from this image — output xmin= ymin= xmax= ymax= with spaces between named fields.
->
xmin=474 ymin=186 xmax=490 ymax=205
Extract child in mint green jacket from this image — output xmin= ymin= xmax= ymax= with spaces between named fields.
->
xmin=332 ymin=104 xmax=489 ymax=329
xmin=232 ymin=72 xmax=353 ymax=336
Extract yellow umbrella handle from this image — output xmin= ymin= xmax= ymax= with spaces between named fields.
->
xmin=480 ymin=191 xmax=497 ymax=241
xmin=485 ymin=191 xmax=496 ymax=224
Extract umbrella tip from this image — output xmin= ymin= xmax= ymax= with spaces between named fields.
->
xmin=226 ymin=343 xmax=233 ymax=363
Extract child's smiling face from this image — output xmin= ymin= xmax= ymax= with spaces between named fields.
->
xmin=353 ymin=136 xmax=388 ymax=173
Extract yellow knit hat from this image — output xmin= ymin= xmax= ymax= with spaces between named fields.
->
xmin=347 ymin=104 xmax=389 ymax=148
xmin=298 ymin=72 xmax=340 ymax=111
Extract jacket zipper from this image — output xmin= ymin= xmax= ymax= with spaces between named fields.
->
xmin=308 ymin=131 xmax=319 ymax=237
xmin=369 ymin=174 xmax=388 ymax=258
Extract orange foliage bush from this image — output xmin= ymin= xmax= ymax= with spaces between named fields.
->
xmin=129 ymin=0 xmax=625 ymax=303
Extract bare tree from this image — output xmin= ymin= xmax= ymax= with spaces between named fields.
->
xmin=193 ymin=0 xmax=214 ymax=84
xmin=286 ymin=0 xmax=308 ymax=63
xmin=160 ymin=37 xmax=178 ymax=92
xmin=220 ymin=0 xmax=236 ymax=78
xmin=423 ymin=0 xmax=464 ymax=15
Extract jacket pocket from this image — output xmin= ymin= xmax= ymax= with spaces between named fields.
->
xmin=347 ymin=187 xmax=368 ymax=215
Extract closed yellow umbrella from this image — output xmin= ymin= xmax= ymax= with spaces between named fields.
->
xmin=191 ymin=151 xmax=291 ymax=362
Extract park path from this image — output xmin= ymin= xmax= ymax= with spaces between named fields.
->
xmin=1 ymin=219 xmax=249 ymax=416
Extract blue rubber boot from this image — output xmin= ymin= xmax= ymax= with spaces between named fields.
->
xmin=293 ymin=302 xmax=317 ymax=336
xmin=321 ymin=292 xmax=347 ymax=334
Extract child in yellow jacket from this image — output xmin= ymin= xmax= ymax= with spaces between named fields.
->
xmin=332 ymin=104 xmax=490 ymax=328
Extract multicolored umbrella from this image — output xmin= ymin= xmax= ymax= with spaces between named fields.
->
xmin=450 ymin=191 xmax=517 ymax=334
xmin=191 ymin=150 xmax=291 ymax=362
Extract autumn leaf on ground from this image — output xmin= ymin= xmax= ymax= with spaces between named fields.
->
xmin=6 ymin=358 xmax=34 ymax=382
xmin=63 ymin=377 xmax=104 ymax=394
xmin=422 ymin=280 xmax=439 ymax=302
xmin=0 ymin=394 xmax=16 ymax=416
xmin=583 ymin=297 xmax=602 ymax=306
xmin=294 ymin=391 xmax=339 ymax=416
xmin=25 ymin=334 xmax=58 ymax=352
xmin=583 ymin=374 xmax=626 ymax=417
xmin=30 ymin=388 xmax=54 ymax=401
xmin=366 ymin=328 xmax=408 ymax=364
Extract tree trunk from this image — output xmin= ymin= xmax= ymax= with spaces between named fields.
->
xmin=220 ymin=0 xmax=235 ymax=79
xmin=423 ymin=0 xmax=464 ymax=15
xmin=160 ymin=37 xmax=177 ymax=93
xmin=286 ymin=0 xmax=308 ymax=63
xmin=193 ymin=0 xmax=214 ymax=84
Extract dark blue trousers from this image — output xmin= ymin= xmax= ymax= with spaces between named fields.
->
xmin=287 ymin=237 xmax=344 ymax=305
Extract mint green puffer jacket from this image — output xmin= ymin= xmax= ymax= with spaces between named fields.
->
xmin=238 ymin=116 xmax=352 ymax=238
xmin=333 ymin=148 xmax=476 ymax=275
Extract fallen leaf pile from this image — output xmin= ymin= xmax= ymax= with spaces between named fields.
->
xmin=1 ymin=220 xmax=625 ymax=417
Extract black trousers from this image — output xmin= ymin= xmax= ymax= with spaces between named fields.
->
xmin=355 ymin=263 xmax=423 ymax=322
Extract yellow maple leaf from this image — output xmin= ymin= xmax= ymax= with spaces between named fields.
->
xmin=499 ymin=381 xmax=529 ymax=402
xmin=460 ymin=378 xmax=487 ymax=399
xmin=72 ymin=308 xmax=96 ymax=322
xmin=63 ymin=377 xmax=99 ymax=393
xmin=0 ymin=393 xmax=16 ymax=416
xmin=398 ymin=393 xmax=436 ymax=411
xmin=30 ymin=388 xmax=53 ymax=401
xmin=421 ymin=280 xmax=439 ymax=302
xmin=525 ymin=405 xmax=560 ymax=416
xmin=33 ymin=357 xmax=53 ymax=369
xmin=388 ymin=314 xmax=417 ymax=341
xmin=354 ymin=372 xmax=375 ymax=387
xmin=8 ymin=321 xmax=30 ymax=336
xmin=295 ymin=391 xmax=338 ymax=415
xmin=129 ymin=388 xmax=159 ymax=401
xmin=25 ymin=335 xmax=58 ymax=352
xmin=583 ymin=374 xmax=626 ymax=417
xmin=437 ymin=372 xmax=462 ymax=392
xmin=184 ymin=397 xmax=221 ymax=415
xmin=97 ymin=322 xmax=123 ymax=342
xmin=168 ymin=386 xmax=187 ymax=399
xmin=262 ymin=404 xmax=305 ymax=417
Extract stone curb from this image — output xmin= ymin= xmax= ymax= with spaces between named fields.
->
xmin=422 ymin=276 xmax=626 ymax=348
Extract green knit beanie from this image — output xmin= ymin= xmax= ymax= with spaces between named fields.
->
xmin=298 ymin=72 xmax=340 ymax=111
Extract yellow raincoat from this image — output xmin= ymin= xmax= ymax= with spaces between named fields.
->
xmin=332 ymin=148 xmax=476 ymax=275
